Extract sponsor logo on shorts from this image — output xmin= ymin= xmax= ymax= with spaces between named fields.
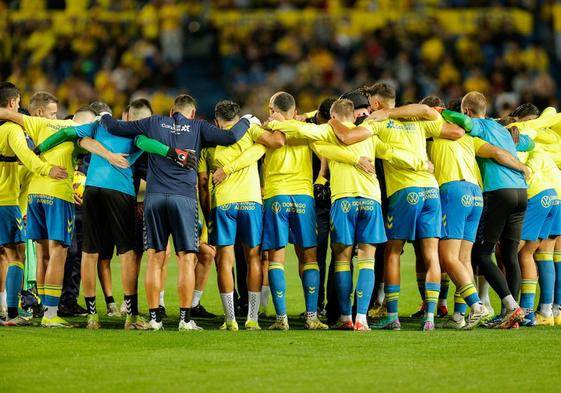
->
xmin=461 ymin=194 xmax=473 ymax=207
xmin=474 ymin=196 xmax=483 ymax=207
xmin=271 ymin=201 xmax=282 ymax=214
xmin=407 ymin=192 xmax=419 ymax=205
xmin=341 ymin=200 xmax=351 ymax=213
xmin=407 ymin=189 xmax=438 ymax=205
xmin=236 ymin=202 xmax=256 ymax=211
xmin=29 ymin=194 xmax=55 ymax=206
xmin=66 ymin=218 xmax=74 ymax=234
xmin=541 ymin=195 xmax=552 ymax=208
xmin=386 ymin=215 xmax=394 ymax=229
xmin=16 ymin=217 xmax=23 ymax=231
xmin=219 ymin=203 xmax=231 ymax=211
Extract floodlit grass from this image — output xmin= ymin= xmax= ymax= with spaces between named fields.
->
xmin=2 ymin=245 xmax=561 ymax=392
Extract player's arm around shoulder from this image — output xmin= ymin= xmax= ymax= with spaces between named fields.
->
xmin=252 ymin=124 xmax=285 ymax=149
xmin=328 ymin=118 xmax=372 ymax=145
xmin=475 ymin=137 xmax=530 ymax=178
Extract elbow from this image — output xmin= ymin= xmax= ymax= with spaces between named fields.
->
xmin=422 ymin=105 xmax=439 ymax=120
xmin=271 ymin=135 xmax=285 ymax=148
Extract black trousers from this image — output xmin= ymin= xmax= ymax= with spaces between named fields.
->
xmin=60 ymin=209 xmax=82 ymax=305
xmin=316 ymin=205 xmax=330 ymax=309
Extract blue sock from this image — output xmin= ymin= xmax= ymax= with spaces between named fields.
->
xmin=385 ymin=284 xmax=400 ymax=318
xmin=425 ymin=282 xmax=441 ymax=316
xmin=356 ymin=259 xmax=374 ymax=315
xmin=536 ymin=251 xmax=555 ymax=305
xmin=520 ymin=279 xmax=537 ymax=310
xmin=6 ymin=261 xmax=24 ymax=318
xmin=268 ymin=262 xmax=287 ymax=316
xmin=334 ymin=261 xmax=352 ymax=316
xmin=554 ymin=252 xmax=561 ymax=305
xmin=302 ymin=262 xmax=320 ymax=315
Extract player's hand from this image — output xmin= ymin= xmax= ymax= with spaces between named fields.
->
xmin=212 ymin=168 xmax=227 ymax=185
xmin=74 ymin=193 xmax=83 ymax=207
xmin=241 ymin=114 xmax=262 ymax=126
xmin=356 ymin=156 xmax=375 ymax=175
xmin=171 ymin=148 xmax=197 ymax=169
xmin=108 ymin=153 xmax=129 ymax=169
xmin=368 ymin=109 xmax=390 ymax=122
xmin=48 ymin=166 xmax=68 ymax=180
xmin=434 ymin=106 xmax=445 ymax=113
xmin=523 ymin=165 xmax=531 ymax=180
xmin=425 ymin=160 xmax=435 ymax=174
xmin=294 ymin=114 xmax=307 ymax=121
xmin=508 ymin=125 xmax=520 ymax=144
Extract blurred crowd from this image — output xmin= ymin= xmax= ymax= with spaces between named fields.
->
xmin=0 ymin=0 xmax=558 ymax=118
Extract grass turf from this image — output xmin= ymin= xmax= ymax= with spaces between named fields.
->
xmin=2 ymin=245 xmax=561 ymax=392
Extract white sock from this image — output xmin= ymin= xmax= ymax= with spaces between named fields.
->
xmin=425 ymin=312 xmax=435 ymax=322
xmin=477 ymin=276 xmax=490 ymax=305
xmin=540 ymin=303 xmax=553 ymax=317
xmin=355 ymin=313 xmax=367 ymax=325
xmin=0 ymin=290 xmax=6 ymax=309
xmin=306 ymin=311 xmax=317 ymax=320
xmin=554 ymin=304 xmax=561 ymax=316
xmin=376 ymin=284 xmax=384 ymax=305
xmin=248 ymin=291 xmax=260 ymax=321
xmin=45 ymin=306 xmax=58 ymax=319
xmin=220 ymin=292 xmax=236 ymax=322
xmin=260 ymin=285 xmax=270 ymax=308
xmin=159 ymin=291 xmax=165 ymax=307
xmin=340 ymin=314 xmax=352 ymax=322
xmin=276 ymin=314 xmax=288 ymax=322
xmin=501 ymin=295 xmax=518 ymax=311
xmin=192 ymin=289 xmax=203 ymax=308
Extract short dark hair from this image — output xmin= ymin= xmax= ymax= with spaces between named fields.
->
xmin=89 ymin=101 xmax=112 ymax=115
xmin=363 ymin=83 xmax=396 ymax=100
xmin=447 ymin=98 xmax=462 ymax=112
xmin=272 ymin=92 xmax=295 ymax=112
xmin=510 ymin=103 xmax=540 ymax=119
xmin=129 ymin=98 xmax=153 ymax=114
xmin=215 ymin=100 xmax=241 ymax=121
xmin=340 ymin=90 xmax=369 ymax=109
xmin=317 ymin=97 xmax=337 ymax=123
xmin=0 ymin=82 xmax=21 ymax=107
xmin=174 ymin=94 xmax=197 ymax=111
xmin=419 ymin=95 xmax=444 ymax=108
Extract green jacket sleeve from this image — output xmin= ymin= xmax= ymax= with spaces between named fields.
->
xmin=441 ymin=110 xmax=473 ymax=132
xmin=38 ymin=127 xmax=79 ymax=153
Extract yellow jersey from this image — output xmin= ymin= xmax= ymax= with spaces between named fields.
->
xmin=18 ymin=166 xmax=33 ymax=215
xmin=429 ymin=135 xmax=486 ymax=187
xmin=362 ymin=119 xmax=443 ymax=197
xmin=0 ymin=121 xmax=53 ymax=206
xmin=262 ymin=120 xmax=314 ymax=199
xmin=23 ymin=115 xmax=77 ymax=203
xmin=199 ymin=124 xmax=265 ymax=208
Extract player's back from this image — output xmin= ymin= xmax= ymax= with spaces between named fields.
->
xmin=203 ymin=125 xmax=263 ymax=206
xmin=471 ymin=118 xmax=527 ymax=192
xmin=23 ymin=115 xmax=77 ymax=203
xmin=0 ymin=122 xmax=26 ymax=206
xmin=374 ymin=119 xmax=439 ymax=197
xmin=262 ymin=138 xmax=313 ymax=200
xmin=80 ymin=123 xmax=141 ymax=196
xmin=521 ymin=148 xmax=558 ymax=199
xmin=429 ymin=135 xmax=482 ymax=187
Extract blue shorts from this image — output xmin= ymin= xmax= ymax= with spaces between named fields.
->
xmin=209 ymin=202 xmax=263 ymax=247
xmin=26 ymin=194 xmax=74 ymax=246
xmin=262 ymin=195 xmax=317 ymax=250
xmin=521 ymin=189 xmax=557 ymax=241
xmin=144 ymin=193 xmax=198 ymax=253
xmin=440 ymin=181 xmax=483 ymax=242
xmin=330 ymin=197 xmax=387 ymax=246
xmin=549 ymin=196 xmax=561 ymax=237
xmin=386 ymin=187 xmax=441 ymax=241
xmin=0 ymin=205 xmax=24 ymax=246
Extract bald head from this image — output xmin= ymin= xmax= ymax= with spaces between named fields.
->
xmin=73 ymin=106 xmax=96 ymax=124
xmin=269 ymin=91 xmax=296 ymax=120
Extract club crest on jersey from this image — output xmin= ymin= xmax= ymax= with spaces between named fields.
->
xmin=341 ymin=200 xmax=351 ymax=213
xmin=541 ymin=195 xmax=551 ymax=208
xmin=461 ymin=194 xmax=473 ymax=207
xmin=407 ymin=192 xmax=419 ymax=205
xmin=271 ymin=201 xmax=282 ymax=214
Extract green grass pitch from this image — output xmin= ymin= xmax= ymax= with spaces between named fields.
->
xmin=2 ymin=245 xmax=561 ymax=392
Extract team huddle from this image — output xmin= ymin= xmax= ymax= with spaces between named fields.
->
xmin=1 ymin=79 xmax=561 ymax=332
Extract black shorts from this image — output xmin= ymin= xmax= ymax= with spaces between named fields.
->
xmin=134 ymin=201 xmax=145 ymax=254
xmin=476 ymin=188 xmax=527 ymax=244
xmin=82 ymin=186 xmax=136 ymax=255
